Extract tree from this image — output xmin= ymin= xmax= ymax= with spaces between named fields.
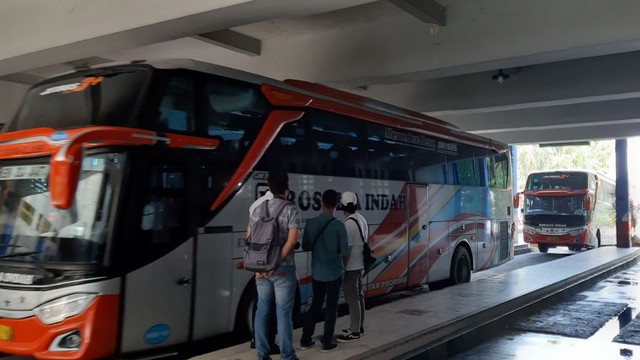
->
xmin=516 ymin=141 xmax=614 ymax=191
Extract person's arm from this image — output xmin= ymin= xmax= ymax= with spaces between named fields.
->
xmin=281 ymin=228 xmax=299 ymax=259
xmin=301 ymin=221 xmax=312 ymax=251
xmin=339 ymin=223 xmax=350 ymax=267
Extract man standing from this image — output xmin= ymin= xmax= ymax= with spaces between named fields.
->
xmin=248 ymin=171 xmax=301 ymax=360
xmin=337 ymin=191 xmax=368 ymax=342
xmin=248 ymin=188 xmax=278 ymax=354
xmin=300 ymin=189 xmax=349 ymax=353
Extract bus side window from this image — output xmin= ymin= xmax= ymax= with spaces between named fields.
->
xmin=157 ymin=76 xmax=195 ymax=132
xmin=139 ymin=166 xmax=187 ymax=247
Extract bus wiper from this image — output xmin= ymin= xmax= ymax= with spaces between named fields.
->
xmin=0 ymin=251 xmax=42 ymax=259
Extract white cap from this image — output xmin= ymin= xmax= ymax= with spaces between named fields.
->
xmin=340 ymin=191 xmax=358 ymax=206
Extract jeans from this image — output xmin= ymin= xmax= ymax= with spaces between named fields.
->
xmin=343 ymin=269 xmax=365 ymax=333
xmin=255 ymin=265 xmax=297 ymax=360
xmin=252 ymin=284 xmax=277 ymax=348
xmin=301 ymin=276 xmax=342 ymax=346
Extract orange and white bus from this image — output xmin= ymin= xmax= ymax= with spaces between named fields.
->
xmin=0 ymin=59 xmax=514 ymax=359
xmin=520 ymin=170 xmax=616 ymax=252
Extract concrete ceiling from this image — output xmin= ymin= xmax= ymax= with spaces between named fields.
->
xmin=1 ymin=0 xmax=640 ymax=145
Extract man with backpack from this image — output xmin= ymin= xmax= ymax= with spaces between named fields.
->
xmin=299 ymin=189 xmax=349 ymax=353
xmin=337 ymin=191 xmax=368 ymax=343
xmin=247 ymin=189 xmax=279 ymax=355
xmin=247 ymin=171 xmax=301 ymax=360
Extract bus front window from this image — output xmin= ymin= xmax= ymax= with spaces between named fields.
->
xmin=0 ymin=153 xmax=124 ymax=268
xmin=525 ymin=195 xmax=585 ymax=216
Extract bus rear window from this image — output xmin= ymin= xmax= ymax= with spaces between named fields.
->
xmin=11 ymin=68 xmax=150 ymax=131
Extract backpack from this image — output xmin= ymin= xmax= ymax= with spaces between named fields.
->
xmin=244 ymin=200 xmax=290 ymax=273
xmin=348 ymin=217 xmax=376 ymax=274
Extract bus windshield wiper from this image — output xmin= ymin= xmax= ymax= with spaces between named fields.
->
xmin=0 ymin=251 xmax=42 ymax=259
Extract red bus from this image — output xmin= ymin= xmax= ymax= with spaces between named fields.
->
xmin=0 ymin=59 xmax=514 ymax=359
xmin=520 ymin=170 xmax=616 ymax=252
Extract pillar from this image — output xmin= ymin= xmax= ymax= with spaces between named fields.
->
xmin=616 ymin=139 xmax=631 ymax=247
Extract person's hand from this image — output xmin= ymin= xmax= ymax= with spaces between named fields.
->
xmin=255 ymin=271 xmax=272 ymax=279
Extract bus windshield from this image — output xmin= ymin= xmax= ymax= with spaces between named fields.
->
xmin=0 ymin=152 xmax=124 ymax=268
xmin=11 ymin=67 xmax=150 ymax=130
xmin=525 ymin=171 xmax=588 ymax=190
xmin=524 ymin=195 xmax=585 ymax=216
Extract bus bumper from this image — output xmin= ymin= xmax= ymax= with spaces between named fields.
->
xmin=524 ymin=232 xmax=588 ymax=247
xmin=0 ymin=295 xmax=119 ymax=359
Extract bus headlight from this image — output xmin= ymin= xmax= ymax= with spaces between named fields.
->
xmin=523 ymin=226 xmax=537 ymax=234
xmin=33 ymin=294 xmax=97 ymax=325
xmin=568 ymin=228 xmax=586 ymax=236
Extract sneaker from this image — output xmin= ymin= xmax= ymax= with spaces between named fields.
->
xmin=341 ymin=328 xmax=365 ymax=336
xmin=321 ymin=343 xmax=339 ymax=352
xmin=337 ymin=332 xmax=361 ymax=343
xmin=300 ymin=340 xmax=316 ymax=350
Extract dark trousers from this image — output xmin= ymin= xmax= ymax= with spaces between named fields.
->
xmin=301 ymin=276 xmax=342 ymax=346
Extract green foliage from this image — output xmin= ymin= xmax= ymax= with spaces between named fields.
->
xmin=516 ymin=141 xmax=614 ymax=191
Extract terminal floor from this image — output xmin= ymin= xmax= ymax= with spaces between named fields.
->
xmin=195 ymin=247 xmax=640 ymax=360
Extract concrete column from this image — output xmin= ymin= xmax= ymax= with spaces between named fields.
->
xmin=616 ymin=139 xmax=631 ymax=247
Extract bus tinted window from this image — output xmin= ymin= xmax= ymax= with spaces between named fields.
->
xmin=205 ymin=78 xmax=269 ymax=150
xmin=526 ymin=172 xmax=588 ymax=190
xmin=12 ymin=69 xmax=149 ymax=131
xmin=488 ymin=153 xmax=509 ymax=189
xmin=157 ymin=76 xmax=195 ymax=132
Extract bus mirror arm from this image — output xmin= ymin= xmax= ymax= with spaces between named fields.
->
xmin=584 ymin=196 xmax=592 ymax=211
xmin=49 ymin=144 xmax=83 ymax=210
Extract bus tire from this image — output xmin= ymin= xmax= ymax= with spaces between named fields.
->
xmin=235 ymin=281 xmax=256 ymax=339
xmin=538 ymin=244 xmax=549 ymax=253
xmin=449 ymin=246 xmax=472 ymax=285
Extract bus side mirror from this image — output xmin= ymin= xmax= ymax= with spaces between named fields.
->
xmin=513 ymin=193 xmax=521 ymax=209
xmin=49 ymin=145 xmax=83 ymax=209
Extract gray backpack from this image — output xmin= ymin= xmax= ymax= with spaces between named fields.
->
xmin=244 ymin=200 xmax=290 ymax=272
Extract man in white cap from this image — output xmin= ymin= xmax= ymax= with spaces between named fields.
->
xmin=337 ymin=191 xmax=368 ymax=342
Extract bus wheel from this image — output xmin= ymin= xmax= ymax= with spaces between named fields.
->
xmin=538 ymin=244 xmax=549 ymax=253
xmin=235 ymin=282 xmax=256 ymax=339
xmin=450 ymin=247 xmax=472 ymax=285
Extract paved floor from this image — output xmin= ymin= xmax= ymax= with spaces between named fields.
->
xmin=195 ymin=247 xmax=640 ymax=360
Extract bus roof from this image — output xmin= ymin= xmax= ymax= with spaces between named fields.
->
xmin=527 ymin=169 xmax=615 ymax=184
xmin=37 ymin=58 xmax=510 ymax=153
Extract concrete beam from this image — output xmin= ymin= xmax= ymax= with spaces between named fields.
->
xmin=439 ymin=97 xmax=640 ymax=144
xmin=0 ymin=0 xmax=378 ymax=77
xmin=390 ymin=0 xmax=446 ymax=26
xmin=289 ymin=0 xmax=640 ymax=87
xmin=193 ymin=30 xmax=261 ymax=56
xmin=362 ymin=51 xmax=640 ymax=113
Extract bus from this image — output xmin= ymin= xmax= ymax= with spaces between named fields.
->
xmin=0 ymin=59 xmax=514 ymax=359
xmin=519 ymin=170 xmax=616 ymax=253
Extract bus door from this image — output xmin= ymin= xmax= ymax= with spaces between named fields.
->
xmin=364 ymin=186 xmax=410 ymax=298
xmin=119 ymin=150 xmax=196 ymax=352
xmin=407 ymin=184 xmax=430 ymax=288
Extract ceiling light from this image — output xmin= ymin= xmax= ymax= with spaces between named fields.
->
xmin=491 ymin=69 xmax=510 ymax=84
